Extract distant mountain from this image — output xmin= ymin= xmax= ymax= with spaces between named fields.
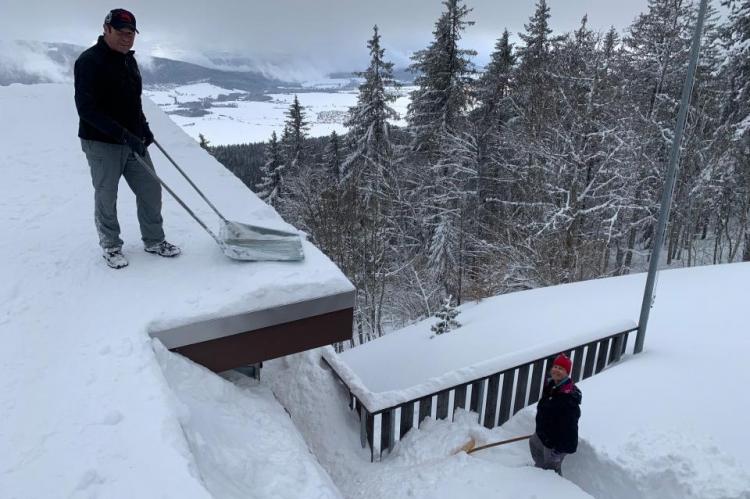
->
xmin=0 ymin=41 xmax=413 ymax=95
xmin=0 ymin=41 xmax=291 ymax=96
xmin=140 ymin=57 xmax=286 ymax=97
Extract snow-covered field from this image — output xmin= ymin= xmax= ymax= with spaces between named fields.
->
xmin=2 ymin=81 xmax=748 ymax=499
xmin=145 ymin=82 xmax=412 ymax=145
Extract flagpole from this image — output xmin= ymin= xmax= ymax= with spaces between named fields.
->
xmin=635 ymin=0 xmax=709 ymax=354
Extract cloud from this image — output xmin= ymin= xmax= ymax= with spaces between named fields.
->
xmin=0 ymin=40 xmax=71 ymax=83
xmin=1 ymin=0 xmax=651 ymax=79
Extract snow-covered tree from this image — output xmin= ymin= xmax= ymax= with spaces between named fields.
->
xmin=407 ymin=0 xmax=476 ymax=159
xmin=256 ymin=131 xmax=283 ymax=206
xmin=343 ymin=24 xmax=399 ymax=193
xmin=323 ymin=130 xmax=344 ymax=183
xmin=281 ymin=95 xmax=309 ymax=173
xmin=430 ymin=295 xmax=461 ymax=335
xmin=721 ymin=0 xmax=750 ymax=261
xmin=198 ymin=133 xmax=210 ymax=150
xmin=343 ymin=26 xmax=403 ymax=338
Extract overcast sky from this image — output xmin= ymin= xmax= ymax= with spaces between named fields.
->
xmin=2 ymin=0 xmax=651 ymax=79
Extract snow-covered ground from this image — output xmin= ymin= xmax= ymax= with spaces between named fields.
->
xmin=0 ymin=83 xmax=350 ymax=498
xmin=145 ymin=83 xmax=412 ymax=145
xmin=275 ymin=263 xmax=750 ymax=499
xmin=2 ymin=81 xmax=749 ymax=499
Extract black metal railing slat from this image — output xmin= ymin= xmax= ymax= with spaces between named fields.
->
xmin=513 ymin=364 xmax=531 ymax=415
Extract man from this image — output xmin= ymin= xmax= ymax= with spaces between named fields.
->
xmin=530 ymin=353 xmax=582 ymax=476
xmin=75 ymin=8 xmax=180 ymax=269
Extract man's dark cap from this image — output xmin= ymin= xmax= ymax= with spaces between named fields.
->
xmin=105 ymin=9 xmax=139 ymax=33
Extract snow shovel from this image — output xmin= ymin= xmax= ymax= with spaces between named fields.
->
xmin=132 ymin=140 xmax=304 ymax=262
xmin=455 ymin=434 xmax=532 ymax=455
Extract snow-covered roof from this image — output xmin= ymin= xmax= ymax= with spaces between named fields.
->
xmin=0 ymin=83 xmax=352 ymax=497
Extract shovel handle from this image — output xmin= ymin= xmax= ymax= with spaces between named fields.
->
xmin=467 ymin=434 xmax=533 ymax=454
xmin=132 ymin=151 xmax=223 ymax=246
xmin=153 ymin=139 xmax=229 ymax=224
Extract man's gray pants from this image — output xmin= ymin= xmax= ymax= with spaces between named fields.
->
xmin=81 ymin=139 xmax=164 ymax=250
xmin=529 ymin=432 xmax=566 ymax=475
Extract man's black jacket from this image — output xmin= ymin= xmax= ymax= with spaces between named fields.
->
xmin=74 ymin=36 xmax=151 ymax=144
xmin=535 ymin=377 xmax=582 ymax=454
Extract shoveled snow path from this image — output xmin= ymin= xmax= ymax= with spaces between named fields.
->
xmin=264 ymin=351 xmax=592 ymax=499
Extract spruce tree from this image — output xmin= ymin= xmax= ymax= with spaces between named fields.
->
xmin=343 ymin=24 xmax=399 ymax=191
xmin=514 ymin=0 xmax=562 ymax=134
xmin=721 ymin=0 xmax=750 ymax=260
xmin=198 ymin=133 xmax=210 ymax=150
xmin=256 ymin=131 xmax=283 ymax=206
xmin=323 ymin=130 xmax=343 ymax=183
xmin=407 ymin=0 xmax=477 ymax=159
xmin=342 ymin=26 xmax=401 ymax=337
xmin=404 ymin=0 xmax=479 ymax=305
xmin=281 ymin=95 xmax=309 ymax=173
xmin=430 ymin=295 xmax=461 ymax=335
xmin=474 ymin=29 xmax=516 ymax=127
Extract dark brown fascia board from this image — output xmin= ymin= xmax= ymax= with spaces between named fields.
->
xmin=173 ymin=307 xmax=354 ymax=372
xmin=149 ymin=289 xmax=355 ymax=350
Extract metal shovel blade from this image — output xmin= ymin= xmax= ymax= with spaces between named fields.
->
xmin=218 ymin=220 xmax=305 ymax=261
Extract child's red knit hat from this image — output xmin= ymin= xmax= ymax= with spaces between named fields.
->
xmin=553 ymin=353 xmax=572 ymax=374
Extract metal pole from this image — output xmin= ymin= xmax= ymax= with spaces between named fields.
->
xmin=634 ymin=0 xmax=709 ymax=354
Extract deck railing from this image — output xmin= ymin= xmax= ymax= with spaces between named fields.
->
xmin=323 ymin=326 xmax=636 ymax=461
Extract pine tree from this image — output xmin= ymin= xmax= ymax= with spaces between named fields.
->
xmin=474 ymin=29 xmax=516 ymax=128
xmin=407 ymin=0 xmax=477 ymax=159
xmin=721 ymin=0 xmax=750 ymax=261
xmin=256 ymin=131 xmax=283 ymax=206
xmin=404 ymin=0 xmax=480 ymax=304
xmin=514 ymin=0 xmax=562 ymax=134
xmin=342 ymin=26 xmax=402 ymax=338
xmin=430 ymin=295 xmax=461 ymax=335
xmin=343 ymin=25 xmax=399 ymax=190
xmin=281 ymin=95 xmax=309 ymax=173
xmin=323 ymin=130 xmax=343 ymax=183
xmin=472 ymin=29 xmax=516 ymax=243
xmin=198 ymin=133 xmax=210 ymax=150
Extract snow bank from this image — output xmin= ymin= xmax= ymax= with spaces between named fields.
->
xmin=320 ymin=263 xmax=750 ymax=499
xmin=154 ymin=342 xmax=342 ymax=499
xmin=264 ymin=350 xmax=593 ymax=499
xmin=566 ymin=263 xmax=750 ymax=498
xmin=0 ymin=83 xmax=350 ymax=498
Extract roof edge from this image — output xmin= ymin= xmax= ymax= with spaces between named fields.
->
xmin=150 ymin=290 xmax=355 ymax=349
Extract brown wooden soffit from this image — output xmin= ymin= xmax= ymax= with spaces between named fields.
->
xmin=172 ymin=307 xmax=353 ymax=372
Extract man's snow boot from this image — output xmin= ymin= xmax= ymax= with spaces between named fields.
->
xmin=103 ymin=248 xmax=128 ymax=269
xmin=144 ymin=240 xmax=181 ymax=257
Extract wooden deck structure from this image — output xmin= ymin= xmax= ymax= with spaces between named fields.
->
xmin=325 ymin=326 xmax=636 ymax=461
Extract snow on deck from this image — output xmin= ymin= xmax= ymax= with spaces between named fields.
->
xmin=275 ymin=264 xmax=750 ymax=499
xmin=0 ymin=83 xmax=350 ymax=498
xmin=327 ymin=274 xmax=641 ymax=411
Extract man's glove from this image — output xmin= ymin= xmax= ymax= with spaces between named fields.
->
xmin=122 ymin=129 xmax=146 ymax=156
xmin=144 ymin=126 xmax=154 ymax=147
